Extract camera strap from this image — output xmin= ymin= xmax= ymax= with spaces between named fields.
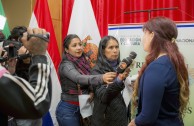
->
xmin=27 ymin=33 xmax=50 ymax=42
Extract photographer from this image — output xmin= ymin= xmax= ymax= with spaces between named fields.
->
xmin=4 ymin=26 xmax=42 ymax=126
xmin=6 ymin=26 xmax=31 ymax=81
xmin=0 ymin=28 xmax=51 ymax=125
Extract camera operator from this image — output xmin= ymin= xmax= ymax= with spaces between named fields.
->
xmin=0 ymin=28 xmax=51 ymax=125
xmin=6 ymin=26 xmax=31 ymax=82
xmin=5 ymin=26 xmax=43 ymax=126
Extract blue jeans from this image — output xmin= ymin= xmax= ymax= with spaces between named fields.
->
xmin=56 ymin=101 xmax=81 ymax=126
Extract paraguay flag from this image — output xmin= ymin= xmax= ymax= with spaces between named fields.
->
xmin=67 ymin=0 xmax=101 ymax=68
xmin=29 ymin=0 xmax=61 ymax=125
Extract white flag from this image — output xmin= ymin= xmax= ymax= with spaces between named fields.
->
xmin=68 ymin=0 xmax=101 ymax=68
xmin=68 ymin=0 xmax=101 ymax=45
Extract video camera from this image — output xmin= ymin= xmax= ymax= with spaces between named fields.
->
xmin=0 ymin=33 xmax=50 ymax=63
xmin=3 ymin=40 xmax=22 ymax=58
xmin=0 ymin=40 xmax=31 ymax=63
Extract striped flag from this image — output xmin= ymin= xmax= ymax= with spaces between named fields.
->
xmin=29 ymin=0 xmax=61 ymax=125
xmin=0 ymin=0 xmax=10 ymax=38
xmin=67 ymin=0 xmax=101 ymax=68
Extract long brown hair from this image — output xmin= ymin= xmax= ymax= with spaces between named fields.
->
xmin=132 ymin=17 xmax=189 ymax=118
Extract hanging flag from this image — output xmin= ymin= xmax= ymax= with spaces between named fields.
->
xmin=0 ymin=15 xmax=6 ymax=30
xmin=67 ymin=0 xmax=101 ymax=68
xmin=0 ymin=0 xmax=10 ymax=38
xmin=29 ymin=0 xmax=61 ymax=125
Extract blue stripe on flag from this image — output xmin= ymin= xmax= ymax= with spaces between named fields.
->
xmin=42 ymin=112 xmax=54 ymax=126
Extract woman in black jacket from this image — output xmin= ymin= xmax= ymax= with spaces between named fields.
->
xmin=91 ymin=35 xmax=130 ymax=126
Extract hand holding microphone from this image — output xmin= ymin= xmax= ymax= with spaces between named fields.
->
xmin=117 ymin=51 xmax=137 ymax=80
xmin=118 ymin=67 xmax=131 ymax=80
xmin=116 ymin=51 xmax=137 ymax=73
xmin=102 ymin=51 xmax=137 ymax=83
xmin=102 ymin=72 xmax=117 ymax=84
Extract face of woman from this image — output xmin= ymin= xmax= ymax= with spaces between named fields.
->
xmin=65 ymin=38 xmax=83 ymax=58
xmin=142 ymin=30 xmax=154 ymax=52
xmin=104 ymin=39 xmax=119 ymax=61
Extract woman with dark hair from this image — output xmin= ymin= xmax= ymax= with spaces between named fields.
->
xmin=56 ymin=34 xmax=117 ymax=126
xmin=91 ymin=35 xmax=130 ymax=126
xmin=129 ymin=17 xmax=189 ymax=126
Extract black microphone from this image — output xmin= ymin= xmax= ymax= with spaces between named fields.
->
xmin=116 ymin=51 xmax=137 ymax=73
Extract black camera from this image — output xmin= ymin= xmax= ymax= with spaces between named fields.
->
xmin=0 ymin=40 xmax=31 ymax=63
xmin=0 ymin=33 xmax=50 ymax=63
xmin=3 ymin=40 xmax=22 ymax=58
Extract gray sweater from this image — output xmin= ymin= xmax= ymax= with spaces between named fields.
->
xmin=59 ymin=60 xmax=103 ymax=102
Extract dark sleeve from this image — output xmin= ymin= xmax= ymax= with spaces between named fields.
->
xmin=0 ymin=55 xmax=51 ymax=119
xmin=59 ymin=61 xmax=103 ymax=86
xmin=135 ymin=63 xmax=170 ymax=125
xmin=91 ymin=68 xmax=125 ymax=104
xmin=0 ymin=111 xmax=8 ymax=126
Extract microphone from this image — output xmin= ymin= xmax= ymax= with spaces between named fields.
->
xmin=116 ymin=51 xmax=137 ymax=73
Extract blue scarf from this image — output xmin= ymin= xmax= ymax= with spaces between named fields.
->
xmin=107 ymin=60 xmax=118 ymax=71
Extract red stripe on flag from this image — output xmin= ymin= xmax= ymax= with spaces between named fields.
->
xmin=33 ymin=0 xmax=61 ymax=69
xmin=31 ymin=0 xmax=62 ymax=125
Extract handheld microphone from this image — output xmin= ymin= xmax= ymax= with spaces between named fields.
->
xmin=116 ymin=51 xmax=137 ymax=73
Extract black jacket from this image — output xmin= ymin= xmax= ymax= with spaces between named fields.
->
xmin=0 ymin=55 xmax=51 ymax=119
xmin=91 ymin=64 xmax=128 ymax=126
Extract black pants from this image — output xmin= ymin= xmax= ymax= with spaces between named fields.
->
xmin=0 ymin=111 xmax=8 ymax=126
xmin=127 ymin=102 xmax=131 ymax=122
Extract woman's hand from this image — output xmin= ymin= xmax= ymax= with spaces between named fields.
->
xmin=128 ymin=119 xmax=136 ymax=126
xmin=102 ymin=72 xmax=117 ymax=84
xmin=88 ymin=92 xmax=94 ymax=103
xmin=118 ymin=67 xmax=131 ymax=80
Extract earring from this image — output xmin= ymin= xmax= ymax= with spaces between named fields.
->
xmin=65 ymin=48 xmax=68 ymax=53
